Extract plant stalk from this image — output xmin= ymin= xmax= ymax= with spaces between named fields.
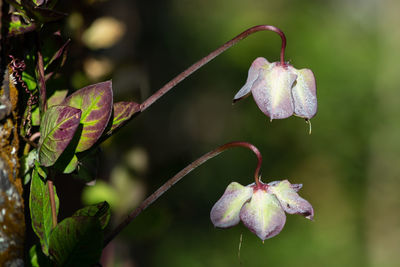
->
xmin=103 ymin=141 xmax=262 ymax=247
xmin=47 ymin=180 xmax=57 ymax=228
xmin=139 ymin=25 xmax=286 ymax=112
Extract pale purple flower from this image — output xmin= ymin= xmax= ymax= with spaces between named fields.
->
xmin=210 ymin=180 xmax=313 ymax=241
xmin=234 ymin=57 xmax=317 ymax=121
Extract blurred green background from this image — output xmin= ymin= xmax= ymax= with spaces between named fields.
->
xmin=51 ymin=0 xmax=400 ymax=266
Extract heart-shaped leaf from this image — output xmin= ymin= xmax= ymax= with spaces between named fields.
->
xmin=39 ymin=105 xmax=82 ymax=167
xmin=29 ymin=170 xmax=59 ymax=255
xmin=49 ymin=216 xmax=103 ymax=266
xmin=73 ymin=201 xmax=111 ymax=230
xmin=108 ymin=101 xmax=140 ymax=134
xmin=62 ymin=81 xmax=113 ymax=152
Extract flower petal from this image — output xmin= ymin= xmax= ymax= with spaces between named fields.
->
xmin=210 ymin=182 xmax=253 ymax=228
xmin=239 ymin=189 xmax=286 ymax=241
xmin=251 ymin=63 xmax=297 ymax=120
xmin=268 ymin=180 xmax=302 ymax=192
xmin=268 ymin=180 xmax=314 ymax=220
xmin=233 ymin=57 xmax=270 ymax=102
xmin=290 ymin=67 xmax=317 ymax=119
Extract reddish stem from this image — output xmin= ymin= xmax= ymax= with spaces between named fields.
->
xmin=103 ymin=141 xmax=262 ymax=247
xmin=47 ymin=180 xmax=57 ymax=228
xmin=139 ymin=25 xmax=286 ymax=112
xmin=29 ymin=132 xmax=40 ymax=142
xmin=36 ymin=51 xmax=47 ymax=113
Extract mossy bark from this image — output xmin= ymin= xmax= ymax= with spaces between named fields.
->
xmin=0 ymin=1 xmax=25 ymax=265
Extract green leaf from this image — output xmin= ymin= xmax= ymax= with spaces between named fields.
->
xmin=21 ymin=149 xmax=38 ymax=179
xmin=60 ymin=154 xmax=78 ymax=174
xmin=73 ymin=147 xmax=100 ymax=183
xmin=49 ymin=216 xmax=103 ymax=266
xmin=73 ymin=201 xmax=111 ymax=230
xmin=29 ymin=244 xmax=52 ymax=267
xmin=29 ymin=170 xmax=59 ymax=255
xmin=31 ymin=107 xmax=40 ymax=126
xmin=47 ymin=90 xmax=69 ymax=107
xmin=38 ymin=105 xmax=82 ymax=167
xmin=108 ymin=101 xmax=140 ymax=134
xmin=34 ymin=160 xmax=48 ymax=179
xmin=45 ymin=40 xmax=71 ymax=80
xmin=31 ymin=90 xmax=70 ymax=126
xmin=62 ymin=81 xmax=113 ymax=152
xmin=22 ymin=71 xmax=37 ymax=91
xmin=8 ymin=16 xmax=36 ymax=36
xmin=20 ymin=0 xmax=67 ymax=22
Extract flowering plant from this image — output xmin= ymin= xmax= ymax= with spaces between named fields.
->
xmin=234 ymin=57 xmax=317 ymax=121
xmin=0 ymin=1 xmax=317 ymax=263
xmin=211 ymin=180 xmax=313 ymax=240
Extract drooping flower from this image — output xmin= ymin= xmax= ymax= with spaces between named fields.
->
xmin=210 ymin=179 xmax=313 ymax=241
xmin=233 ymin=57 xmax=317 ymax=121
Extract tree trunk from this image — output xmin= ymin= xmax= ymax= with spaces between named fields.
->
xmin=0 ymin=1 xmax=25 ymax=265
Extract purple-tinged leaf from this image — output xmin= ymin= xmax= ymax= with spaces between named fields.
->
xmin=45 ymin=40 xmax=71 ymax=81
xmin=30 ymin=90 xmax=70 ymax=127
xmin=38 ymin=105 xmax=82 ymax=167
xmin=268 ymin=180 xmax=314 ymax=220
xmin=32 ymin=7 xmax=66 ymax=22
xmin=6 ymin=0 xmax=24 ymax=10
xmin=49 ymin=216 xmax=103 ymax=266
xmin=29 ymin=169 xmax=59 ymax=255
xmin=72 ymin=202 xmax=111 ymax=230
xmin=239 ymin=189 xmax=286 ymax=241
xmin=20 ymin=0 xmax=67 ymax=22
xmin=109 ymin=101 xmax=140 ymax=134
xmin=62 ymin=81 xmax=113 ymax=152
xmin=8 ymin=14 xmax=37 ymax=36
xmin=210 ymin=182 xmax=253 ymax=228
xmin=33 ymin=0 xmax=45 ymax=6
xmin=36 ymin=51 xmax=47 ymax=113
xmin=47 ymin=90 xmax=68 ymax=107
xmin=46 ymin=39 xmax=70 ymax=69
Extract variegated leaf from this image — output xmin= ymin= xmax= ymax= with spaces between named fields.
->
xmin=38 ymin=105 xmax=81 ymax=167
xmin=62 ymin=81 xmax=113 ymax=152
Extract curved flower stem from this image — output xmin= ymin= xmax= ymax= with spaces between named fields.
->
xmin=139 ymin=25 xmax=286 ymax=112
xmin=103 ymin=141 xmax=262 ymax=248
